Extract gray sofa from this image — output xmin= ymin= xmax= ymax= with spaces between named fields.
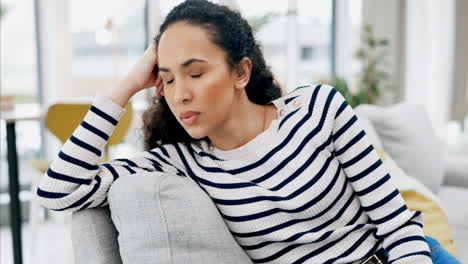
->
xmin=71 ymin=103 xmax=468 ymax=263
xmin=71 ymin=173 xmax=252 ymax=264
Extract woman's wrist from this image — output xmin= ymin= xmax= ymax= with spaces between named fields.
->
xmin=110 ymin=79 xmax=138 ymax=107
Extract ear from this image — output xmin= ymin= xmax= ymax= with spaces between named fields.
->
xmin=234 ymin=57 xmax=252 ymax=91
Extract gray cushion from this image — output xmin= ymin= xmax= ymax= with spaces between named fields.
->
xmin=354 ymin=103 xmax=446 ymax=193
xmin=71 ymin=206 xmax=123 ymax=264
xmin=107 ymin=173 xmax=252 ymax=264
xmin=354 ymin=115 xmax=384 ymax=149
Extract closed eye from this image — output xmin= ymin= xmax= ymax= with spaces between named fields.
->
xmin=191 ymin=74 xmax=202 ymax=78
xmin=166 ymin=79 xmax=174 ymax=84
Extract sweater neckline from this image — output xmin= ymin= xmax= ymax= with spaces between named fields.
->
xmin=200 ymin=98 xmax=284 ymax=160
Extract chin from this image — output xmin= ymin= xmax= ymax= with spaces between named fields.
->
xmin=184 ymin=127 xmax=207 ymax=140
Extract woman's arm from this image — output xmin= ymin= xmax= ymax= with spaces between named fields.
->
xmin=326 ymin=85 xmax=432 ymax=264
xmin=35 ymin=95 xmax=183 ymax=212
xmin=35 ymin=41 xmax=178 ymax=212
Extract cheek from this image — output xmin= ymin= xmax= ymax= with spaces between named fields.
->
xmin=204 ymin=69 xmax=235 ymax=99
xmin=202 ymin=89 xmax=235 ymax=130
xmin=201 ymin=73 xmax=234 ymax=109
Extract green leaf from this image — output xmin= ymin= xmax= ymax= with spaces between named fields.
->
xmin=364 ymin=24 xmax=372 ymax=33
xmin=355 ymin=49 xmax=366 ymax=60
xmin=379 ymin=39 xmax=389 ymax=46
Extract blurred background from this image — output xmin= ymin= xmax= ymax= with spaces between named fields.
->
xmin=0 ymin=0 xmax=467 ymax=263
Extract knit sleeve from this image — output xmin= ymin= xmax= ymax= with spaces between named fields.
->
xmin=326 ymin=85 xmax=432 ymax=264
xmin=35 ymin=95 xmax=186 ymax=212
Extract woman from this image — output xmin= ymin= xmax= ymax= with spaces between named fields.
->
xmin=37 ymin=0 xmax=458 ymax=263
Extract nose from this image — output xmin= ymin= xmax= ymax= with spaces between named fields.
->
xmin=173 ymin=81 xmax=192 ymax=104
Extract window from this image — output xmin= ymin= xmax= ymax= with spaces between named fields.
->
xmin=296 ymin=0 xmax=332 ymax=87
xmin=235 ymin=0 xmax=332 ymax=91
xmin=157 ymin=0 xmax=334 ymax=92
xmin=301 ymin=46 xmax=314 ymax=60
xmin=70 ymin=0 xmax=147 ymax=101
xmin=68 ymin=0 xmax=149 ymax=152
xmin=1 ymin=0 xmax=38 ymax=101
xmin=0 ymin=0 xmax=42 ymax=196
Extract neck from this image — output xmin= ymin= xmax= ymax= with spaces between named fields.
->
xmin=208 ymin=95 xmax=273 ymax=151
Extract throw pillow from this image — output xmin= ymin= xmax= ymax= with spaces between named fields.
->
xmin=355 ymin=103 xmax=446 ymax=193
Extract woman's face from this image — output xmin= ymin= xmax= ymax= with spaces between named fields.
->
xmin=157 ymin=22 xmax=238 ymax=139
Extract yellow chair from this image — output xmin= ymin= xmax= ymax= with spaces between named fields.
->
xmin=30 ymin=102 xmax=133 ymax=173
xmin=28 ymin=101 xmax=133 ymax=259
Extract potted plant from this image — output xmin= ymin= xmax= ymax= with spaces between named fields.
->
xmin=328 ymin=24 xmax=390 ymax=108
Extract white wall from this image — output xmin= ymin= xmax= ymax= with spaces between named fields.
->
xmin=403 ymin=0 xmax=456 ymax=138
xmin=38 ymin=0 xmax=73 ymax=103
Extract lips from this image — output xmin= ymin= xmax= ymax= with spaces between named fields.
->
xmin=180 ymin=111 xmax=201 ymax=125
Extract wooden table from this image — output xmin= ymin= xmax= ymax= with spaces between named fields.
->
xmin=1 ymin=103 xmax=43 ymax=264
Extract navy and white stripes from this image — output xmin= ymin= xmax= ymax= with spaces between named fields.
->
xmin=36 ymin=84 xmax=431 ymax=263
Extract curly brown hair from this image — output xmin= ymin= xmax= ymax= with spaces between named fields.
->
xmin=142 ymin=0 xmax=283 ymax=151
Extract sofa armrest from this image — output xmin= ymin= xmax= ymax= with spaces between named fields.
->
xmin=443 ymin=155 xmax=468 ymax=188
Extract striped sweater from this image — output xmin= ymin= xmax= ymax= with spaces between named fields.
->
xmin=36 ymin=84 xmax=432 ymax=264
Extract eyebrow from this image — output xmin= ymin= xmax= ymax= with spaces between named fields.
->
xmin=158 ymin=58 xmax=208 ymax=72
